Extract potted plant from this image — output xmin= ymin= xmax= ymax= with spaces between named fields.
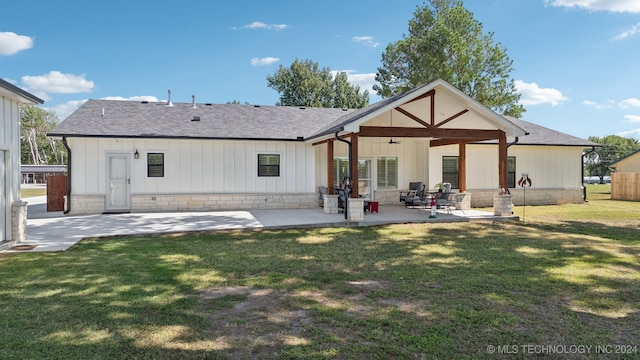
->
xmin=434 ymin=182 xmax=445 ymax=193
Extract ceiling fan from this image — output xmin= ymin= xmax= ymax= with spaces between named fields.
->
xmin=386 ymin=109 xmax=400 ymax=144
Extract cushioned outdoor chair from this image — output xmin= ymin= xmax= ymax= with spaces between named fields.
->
xmin=403 ymin=182 xmax=426 ymax=207
xmin=400 ymin=182 xmax=424 ymax=204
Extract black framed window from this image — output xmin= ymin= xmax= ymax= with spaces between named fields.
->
xmin=258 ymin=154 xmax=280 ymax=177
xmin=508 ymin=156 xmax=516 ymax=188
xmin=442 ymin=156 xmax=459 ymax=189
xmin=147 ymin=153 xmax=164 ymax=177
xmin=333 ymin=157 xmax=349 ymax=185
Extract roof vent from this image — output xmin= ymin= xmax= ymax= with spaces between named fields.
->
xmin=191 ymin=95 xmax=197 ymax=109
xmin=254 ymin=105 xmax=260 ymax=108
xmin=299 ymin=106 xmax=306 ymax=110
xmin=166 ymin=89 xmax=174 ymax=107
xmin=141 ymin=100 xmax=148 ymax=104
xmin=192 ymin=116 xmax=200 ymax=122
xmin=205 ymin=103 xmax=212 ymax=106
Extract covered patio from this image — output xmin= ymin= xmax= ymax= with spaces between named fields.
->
xmin=309 ymin=79 xmax=528 ymax=220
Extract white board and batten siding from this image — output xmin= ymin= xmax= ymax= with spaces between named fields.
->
xmin=1 ymin=95 xmax=21 ymax=244
xmin=69 ymin=137 xmax=315 ymax=196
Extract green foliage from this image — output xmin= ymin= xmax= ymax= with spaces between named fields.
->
xmin=585 ymin=135 xmax=640 ymax=180
xmin=266 ymin=58 xmax=369 ymax=108
xmin=374 ymin=0 xmax=524 ymax=117
xmin=20 ymin=104 xmax=66 ymax=165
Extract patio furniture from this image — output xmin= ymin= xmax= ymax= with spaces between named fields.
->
xmin=400 ymin=182 xmax=425 ymax=207
xmin=435 ymin=183 xmax=465 ymax=214
xmin=367 ymin=201 xmax=379 ymax=213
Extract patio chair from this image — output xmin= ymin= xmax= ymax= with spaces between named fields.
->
xmin=435 ymin=183 xmax=465 ymax=214
xmin=400 ymin=182 xmax=424 ymax=205
xmin=404 ymin=183 xmax=426 ymax=207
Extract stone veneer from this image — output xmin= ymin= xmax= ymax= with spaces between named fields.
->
xmin=470 ymin=188 xmax=584 ymax=208
xmin=11 ymin=201 xmax=28 ymax=244
xmin=68 ymin=193 xmax=317 ymax=215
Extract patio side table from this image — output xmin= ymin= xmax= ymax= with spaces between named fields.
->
xmin=367 ymin=201 xmax=379 ymax=213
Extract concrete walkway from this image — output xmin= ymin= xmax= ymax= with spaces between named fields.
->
xmin=4 ymin=195 xmax=512 ymax=253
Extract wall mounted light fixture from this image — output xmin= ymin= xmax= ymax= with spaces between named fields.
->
xmin=134 ymin=150 xmax=139 ymax=159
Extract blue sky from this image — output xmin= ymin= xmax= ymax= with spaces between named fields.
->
xmin=2 ymin=0 xmax=640 ymax=141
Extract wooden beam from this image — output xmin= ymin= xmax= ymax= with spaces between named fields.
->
xmin=405 ymin=89 xmax=435 ymax=104
xmin=459 ymin=143 xmax=466 ymax=192
xmin=312 ymin=132 xmax=352 ymax=146
xmin=429 ymin=137 xmax=496 ymax=147
xmin=430 ymin=89 xmax=435 ymax=126
xmin=498 ymin=131 xmax=507 ymax=190
xmin=395 ymin=107 xmax=432 ymax=128
xmin=435 ymin=109 xmax=469 ymax=128
xmin=327 ymin=140 xmax=334 ymax=194
xmin=359 ymin=126 xmax=502 ymax=139
xmin=350 ymin=133 xmax=359 ymax=198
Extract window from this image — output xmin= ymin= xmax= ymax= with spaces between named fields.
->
xmin=442 ymin=156 xmax=459 ymax=189
xmin=507 ymin=156 xmax=516 ymax=188
xmin=258 ymin=154 xmax=280 ymax=177
xmin=377 ymin=156 xmax=398 ymax=189
xmin=333 ymin=157 xmax=349 ymax=185
xmin=147 ymin=153 xmax=164 ymax=177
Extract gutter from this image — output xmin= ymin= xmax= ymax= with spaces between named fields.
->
xmin=62 ymin=137 xmax=72 ymax=214
xmin=335 ymin=129 xmax=351 ymax=220
xmin=581 ymin=146 xmax=597 ymax=202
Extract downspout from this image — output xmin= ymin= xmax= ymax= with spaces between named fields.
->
xmin=582 ymin=146 xmax=596 ymax=202
xmin=503 ymin=137 xmax=519 ymax=194
xmin=335 ymin=129 xmax=351 ymax=220
xmin=62 ymin=137 xmax=72 ymax=214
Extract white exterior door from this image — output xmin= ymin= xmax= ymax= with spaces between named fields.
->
xmin=106 ymin=154 xmax=131 ymax=212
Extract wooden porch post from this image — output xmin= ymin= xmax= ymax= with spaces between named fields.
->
xmin=350 ymin=134 xmax=359 ymax=198
xmin=459 ymin=142 xmax=467 ymax=192
xmin=498 ymin=131 xmax=507 ymax=190
xmin=327 ymin=140 xmax=334 ymax=194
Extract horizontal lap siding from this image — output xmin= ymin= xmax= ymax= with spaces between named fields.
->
xmin=70 ymin=138 xmax=315 ymax=196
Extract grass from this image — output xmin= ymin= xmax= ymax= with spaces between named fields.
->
xmin=1 ymin=185 xmax=639 ymax=359
xmin=20 ymin=187 xmax=47 ymax=198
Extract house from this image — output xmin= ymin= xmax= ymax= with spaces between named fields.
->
xmin=609 ymin=149 xmax=640 ymax=201
xmin=49 ymin=79 xmax=599 ymax=216
xmin=0 ymin=78 xmax=44 ymax=250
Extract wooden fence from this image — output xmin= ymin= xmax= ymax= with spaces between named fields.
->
xmin=611 ymin=172 xmax=640 ymax=201
xmin=47 ymin=175 xmax=68 ymax=211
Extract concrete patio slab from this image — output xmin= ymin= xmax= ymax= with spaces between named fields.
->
xmin=3 ymin=195 xmax=516 ymax=253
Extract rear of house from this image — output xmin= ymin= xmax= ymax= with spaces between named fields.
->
xmin=50 ymin=80 xmax=599 ymax=215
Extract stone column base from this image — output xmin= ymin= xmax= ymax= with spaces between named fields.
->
xmin=493 ymin=195 xmax=513 ymax=216
xmin=11 ymin=201 xmax=28 ymax=243
xmin=323 ymin=195 xmax=339 ymax=214
xmin=347 ymin=198 xmax=365 ymax=222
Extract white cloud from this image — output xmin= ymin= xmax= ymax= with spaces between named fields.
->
xmin=515 ymin=80 xmax=569 ymax=106
xmin=624 ymin=115 xmax=640 ymax=123
xmin=233 ymin=21 xmax=290 ymax=31
xmin=0 ymin=32 xmax=34 ymax=55
xmin=546 ymin=0 xmax=640 ymax=13
xmin=46 ymin=99 xmax=88 ymax=121
xmin=332 ymin=70 xmax=377 ymax=94
xmin=21 ymin=71 xmax=94 ymax=100
xmin=612 ymin=22 xmax=640 ymax=40
xmin=620 ymin=98 xmax=640 ymax=108
xmin=353 ymin=36 xmax=380 ymax=48
xmin=617 ymin=128 xmax=640 ymax=140
xmin=250 ymin=57 xmax=279 ymax=66
xmin=101 ymin=95 xmax=159 ymax=102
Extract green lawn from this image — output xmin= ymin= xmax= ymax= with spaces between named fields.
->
xmin=1 ymin=185 xmax=639 ymax=359
xmin=20 ymin=187 xmax=47 ymax=198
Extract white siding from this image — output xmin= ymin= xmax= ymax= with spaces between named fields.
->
xmin=69 ymin=138 xmax=315 ymax=197
xmin=1 ymin=96 xmax=20 ymax=243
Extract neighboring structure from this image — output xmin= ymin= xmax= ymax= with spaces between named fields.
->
xmin=49 ymin=79 xmax=599 ymax=216
xmin=21 ymin=164 xmax=67 ymax=184
xmin=609 ymin=149 xmax=640 ymax=201
xmin=1 ymin=78 xmax=44 ymax=250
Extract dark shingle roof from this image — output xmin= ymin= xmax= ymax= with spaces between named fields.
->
xmin=0 ymin=78 xmax=44 ymax=104
xmin=501 ymin=116 xmax=601 ymax=147
xmin=49 ymin=100 xmax=355 ymax=140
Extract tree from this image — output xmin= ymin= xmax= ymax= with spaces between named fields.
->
xmin=374 ymin=0 xmax=524 ymax=117
xmin=20 ymin=104 xmax=66 ymax=165
xmin=585 ymin=135 xmax=640 ymax=183
xmin=266 ymin=58 xmax=369 ymax=108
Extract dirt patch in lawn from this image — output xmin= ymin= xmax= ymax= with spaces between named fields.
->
xmin=198 ymin=281 xmax=399 ymax=358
